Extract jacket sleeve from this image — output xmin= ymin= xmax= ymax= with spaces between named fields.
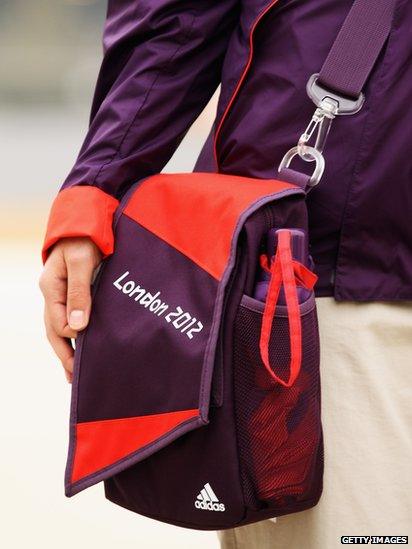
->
xmin=42 ymin=0 xmax=239 ymax=263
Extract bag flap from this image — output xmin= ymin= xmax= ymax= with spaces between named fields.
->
xmin=65 ymin=173 xmax=303 ymax=496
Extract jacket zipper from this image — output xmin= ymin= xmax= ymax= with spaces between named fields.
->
xmin=213 ymin=0 xmax=280 ymax=171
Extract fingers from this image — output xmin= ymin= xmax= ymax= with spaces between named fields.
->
xmin=40 ymin=250 xmax=76 ymax=382
xmin=65 ymin=248 xmax=97 ymax=331
xmin=39 ymin=250 xmax=77 ymax=339
xmin=39 ymin=237 xmax=102 ymax=383
xmin=47 ymin=300 xmax=78 ymax=339
xmin=44 ymin=309 xmax=74 ymax=383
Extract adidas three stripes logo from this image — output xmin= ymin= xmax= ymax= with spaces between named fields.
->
xmin=194 ymin=483 xmax=226 ymax=512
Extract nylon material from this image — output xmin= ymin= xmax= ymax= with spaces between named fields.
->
xmin=63 ymin=0 xmax=239 ymax=197
xmin=278 ymin=168 xmax=311 ymax=191
xmin=210 ymin=0 xmax=355 ymax=178
xmin=213 ymin=0 xmax=280 ymax=169
xmin=105 ymin=383 xmax=248 ymax=528
xmin=76 ymin=216 xmax=216 ymax=424
xmin=196 ymin=0 xmax=412 ymax=301
xmin=104 ymin=181 xmax=321 ymax=528
xmin=123 ymin=173 xmax=295 ymax=281
xmin=259 ymin=231 xmax=304 ymax=388
xmin=196 ymin=186 xmax=305 ymax=421
xmin=260 ymin=253 xmax=283 ymax=373
xmin=42 ymin=186 xmax=119 ymax=263
xmin=333 ymin=0 xmax=412 ymax=300
xmin=293 ymin=261 xmax=318 ymax=291
xmin=210 ymin=0 xmax=277 ymax=141
xmin=65 ymin=215 xmax=217 ymax=493
xmin=319 ymin=0 xmax=396 ymax=97
xmin=66 ymin=176 xmax=305 ymax=497
xmin=72 ymin=409 xmax=199 ymax=483
xmin=279 ymin=233 xmax=302 ymax=386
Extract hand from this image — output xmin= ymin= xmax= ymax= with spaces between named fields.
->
xmin=39 ymin=237 xmax=102 ymax=383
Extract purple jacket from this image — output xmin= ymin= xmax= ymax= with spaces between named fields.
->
xmin=45 ymin=0 xmax=412 ymax=301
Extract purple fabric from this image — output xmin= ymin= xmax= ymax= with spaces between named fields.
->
xmin=100 ymin=184 xmax=322 ymax=529
xmin=66 ymin=182 xmax=305 ymax=499
xmin=319 ymin=0 xmax=395 ymax=98
xmin=60 ymin=0 xmax=412 ymax=301
xmin=65 ymin=179 xmax=324 ymax=529
xmin=76 ymin=216 xmax=217 ymax=423
xmin=277 ymin=168 xmax=311 ymax=191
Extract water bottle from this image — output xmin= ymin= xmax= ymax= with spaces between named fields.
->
xmin=253 ymin=229 xmax=311 ymax=304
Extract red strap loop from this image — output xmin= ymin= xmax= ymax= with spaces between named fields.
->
xmin=259 ymin=230 xmax=317 ymax=388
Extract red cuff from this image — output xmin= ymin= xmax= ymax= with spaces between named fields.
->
xmin=42 ymin=186 xmax=119 ymax=264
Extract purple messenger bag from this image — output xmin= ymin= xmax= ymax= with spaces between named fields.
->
xmin=65 ymin=172 xmax=323 ymax=529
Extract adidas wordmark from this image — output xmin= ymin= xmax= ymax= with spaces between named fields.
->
xmin=195 ymin=483 xmax=226 ymax=512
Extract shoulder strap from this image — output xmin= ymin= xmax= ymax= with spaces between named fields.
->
xmin=318 ymin=0 xmax=396 ymax=100
xmin=279 ymin=0 xmax=397 ymax=188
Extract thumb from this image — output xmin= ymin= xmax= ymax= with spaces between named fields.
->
xmin=65 ymin=250 xmax=96 ymax=331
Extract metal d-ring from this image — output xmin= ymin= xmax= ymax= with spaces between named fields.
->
xmin=278 ymin=145 xmax=325 ymax=187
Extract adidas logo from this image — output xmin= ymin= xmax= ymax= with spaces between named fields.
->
xmin=195 ymin=483 xmax=226 ymax=512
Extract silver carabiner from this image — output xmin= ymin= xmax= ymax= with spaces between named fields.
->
xmin=278 ymin=145 xmax=325 ymax=187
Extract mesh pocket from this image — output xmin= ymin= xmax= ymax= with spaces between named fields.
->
xmin=234 ymin=295 xmax=322 ymax=510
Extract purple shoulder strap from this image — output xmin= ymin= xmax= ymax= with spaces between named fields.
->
xmin=279 ymin=0 xmax=397 ymax=190
xmin=318 ymin=0 xmax=396 ymax=99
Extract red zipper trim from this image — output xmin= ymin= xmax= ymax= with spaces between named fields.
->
xmin=213 ymin=0 xmax=280 ymax=171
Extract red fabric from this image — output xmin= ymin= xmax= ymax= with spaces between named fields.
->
xmin=259 ymin=230 xmax=317 ymax=387
xmin=292 ymin=260 xmax=318 ymax=290
xmin=42 ymin=186 xmax=119 ymax=263
xmin=260 ymin=255 xmax=317 ymax=292
xmin=123 ymin=173 xmax=294 ymax=281
xmin=72 ymin=408 xmax=199 ymax=483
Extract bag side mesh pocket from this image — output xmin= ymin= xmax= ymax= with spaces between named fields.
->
xmin=234 ymin=296 xmax=322 ymax=510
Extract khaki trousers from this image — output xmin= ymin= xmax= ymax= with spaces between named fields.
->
xmin=219 ymin=298 xmax=412 ymax=549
